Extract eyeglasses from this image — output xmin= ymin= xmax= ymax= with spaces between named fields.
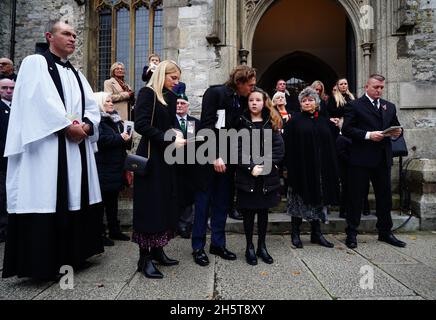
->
xmin=0 ymin=86 xmax=14 ymax=90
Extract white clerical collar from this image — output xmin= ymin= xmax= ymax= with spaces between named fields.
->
xmin=2 ymin=99 xmax=11 ymax=107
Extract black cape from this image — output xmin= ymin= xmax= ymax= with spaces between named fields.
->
xmin=284 ymin=111 xmax=339 ymax=206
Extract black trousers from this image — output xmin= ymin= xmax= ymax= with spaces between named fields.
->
xmin=346 ymin=165 xmax=393 ymax=237
xmin=0 ymin=171 xmax=7 ymax=237
xmin=101 ymin=190 xmax=120 ymax=234
xmin=339 ymin=163 xmax=370 ymax=214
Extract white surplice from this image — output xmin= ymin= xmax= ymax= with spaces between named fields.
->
xmin=5 ymin=54 xmax=102 ymax=214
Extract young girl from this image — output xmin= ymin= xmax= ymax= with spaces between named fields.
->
xmin=235 ymin=89 xmax=284 ymax=266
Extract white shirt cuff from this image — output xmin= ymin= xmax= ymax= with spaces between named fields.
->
xmin=365 ymin=132 xmax=371 ymax=140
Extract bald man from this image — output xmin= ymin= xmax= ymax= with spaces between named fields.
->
xmin=0 ymin=78 xmax=14 ymax=242
xmin=0 ymin=58 xmax=17 ymax=81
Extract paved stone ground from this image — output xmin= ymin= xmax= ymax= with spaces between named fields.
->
xmin=0 ymin=232 xmax=435 ymax=300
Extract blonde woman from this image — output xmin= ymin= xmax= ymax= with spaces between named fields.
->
xmin=104 ymin=62 xmax=135 ymax=121
xmin=327 ymin=78 xmax=355 ymax=134
xmin=132 ymin=60 xmax=186 ymax=279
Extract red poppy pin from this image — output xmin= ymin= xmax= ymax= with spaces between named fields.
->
xmin=382 ymin=104 xmax=387 ymax=111
xmin=72 ymin=120 xmax=80 ymax=125
xmin=314 ymin=111 xmax=319 ymax=119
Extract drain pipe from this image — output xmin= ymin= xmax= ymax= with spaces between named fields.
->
xmin=10 ymin=0 xmax=17 ymax=61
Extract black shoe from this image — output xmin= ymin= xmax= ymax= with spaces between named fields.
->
xmin=102 ymin=236 xmax=115 ymax=246
xmin=209 ymin=245 xmax=237 ymax=260
xmin=177 ymin=227 xmax=191 ymax=239
xmin=193 ymin=249 xmax=209 ymax=266
xmin=76 ymin=260 xmax=92 ymax=271
xmin=245 ymin=244 xmax=257 ymax=266
xmin=362 ymin=210 xmax=371 ymax=216
xmin=139 ymin=257 xmax=164 ymax=279
xmin=311 ymin=233 xmax=334 ymax=248
xmin=228 ymin=208 xmax=243 ymax=220
xmin=291 ymin=232 xmax=303 ymax=248
xmin=109 ymin=232 xmax=130 ymax=241
xmin=378 ymin=233 xmax=406 ymax=247
xmin=346 ymin=235 xmax=358 ymax=249
xmin=151 ymin=247 xmax=179 ymax=266
xmin=256 ymin=244 xmax=273 ymax=264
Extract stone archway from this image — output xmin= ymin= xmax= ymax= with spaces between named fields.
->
xmin=241 ymin=0 xmax=373 ymax=95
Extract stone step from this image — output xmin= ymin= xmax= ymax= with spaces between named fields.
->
xmin=118 ymin=205 xmax=418 ymax=234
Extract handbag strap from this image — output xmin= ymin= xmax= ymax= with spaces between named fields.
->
xmin=148 ymin=91 xmax=157 ymax=158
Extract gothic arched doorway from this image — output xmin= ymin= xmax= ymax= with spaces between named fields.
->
xmin=250 ymin=0 xmax=357 ymax=96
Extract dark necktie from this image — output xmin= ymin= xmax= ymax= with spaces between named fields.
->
xmin=373 ymin=99 xmax=383 ymax=117
xmin=180 ymin=118 xmax=186 ymax=133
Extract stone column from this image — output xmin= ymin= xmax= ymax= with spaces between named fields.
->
xmin=406 ymin=159 xmax=436 ymax=230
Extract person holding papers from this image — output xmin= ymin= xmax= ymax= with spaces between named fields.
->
xmin=342 ymin=74 xmax=405 ymax=249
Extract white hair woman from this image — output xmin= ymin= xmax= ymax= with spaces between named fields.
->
xmin=132 ymin=60 xmax=186 ymax=279
xmin=272 ymin=91 xmax=290 ymax=124
xmin=284 ymin=87 xmax=340 ymax=250
xmin=93 ymin=91 xmax=131 ymax=246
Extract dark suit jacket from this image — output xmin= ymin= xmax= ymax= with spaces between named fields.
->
xmin=342 ymin=95 xmax=401 ymax=168
xmin=196 ymin=84 xmax=247 ymax=191
xmin=0 ymin=100 xmax=10 ymax=172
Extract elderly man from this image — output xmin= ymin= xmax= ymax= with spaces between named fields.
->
xmin=2 ymin=19 xmax=103 ymax=280
xmin=0 ymin=58 xmax=17 ymax=81
xmin=175 ymin=93 xmax=200 ymax=239
xmin=275 ymin=79 xmax=300 ymax=114
xmin=0 ymin=78 xmax=14 ymax=242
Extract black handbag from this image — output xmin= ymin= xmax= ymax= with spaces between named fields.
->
xmin=392 ymin=135 xmax=408 ymax=157
xmin=124 ymin=91 xmax=156 ymax=175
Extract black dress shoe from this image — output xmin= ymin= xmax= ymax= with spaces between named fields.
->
xmin=193 ymin=249 xmax=209 ymax=266
xmin=139 ymin=257 xmax=164 ymax=279
xmin=311 ymin=234 xmax=335 ymax=248
xmin=256 ymin=244 xmax=273 ymax=264
xmin=362 ymin=210 xmax=371 ymax=216
xmin=228 ymin=208 xmax=243 ymax=220
xmin=209 ymin=245 xmax=237 ymax=260
xmin=345 ymin=235 xmax=358 ymax=249
xmin=245 ymin=244 xmax=257 ymax=266
xmin=378 ymin=233 xmax=406 ymax=247
xmin=151 ymin=247 xmax=179 ymax=266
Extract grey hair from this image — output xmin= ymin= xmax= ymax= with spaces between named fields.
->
xmin=45 ymin=18 xmax=66 ymax=43
xmin=298 ymin=87 xmax=320 ymax=106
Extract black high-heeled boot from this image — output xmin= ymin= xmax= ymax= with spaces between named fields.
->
xmin=256 ymin=242 xmax=273 ymax=264
xmin=151 ymin=247 xmax=179 ymax=266
xmin=138 ymin=248 xmax=163 ymax=279
xmin=245 ymin=243 xmax=257 ymax=266
xmin=291 ymin=217 xmax=303 ymax=249
xmin=310 ymin=220 xmax=334 ymax=248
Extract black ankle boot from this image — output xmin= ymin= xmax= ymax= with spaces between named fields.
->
xmin=151 ymin=247 xmax=179 ymax=266
xmin=245 ymin=243 xmax=257 ymax=265
xmin=256 ymin=242 xmax=273 ymax=264
xmin=310 ymin=220 xmax=334 ymax=248
xmin=138 ymin=249 xmax=163 ymax=279
xmin=291 ymin=218 xmax=303 ymax=249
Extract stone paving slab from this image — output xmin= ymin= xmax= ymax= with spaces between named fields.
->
xmin=389 ymin=233 xmax=436 ymax=268
xmin=0 ymin=277 xmax=53 ymax=300
xmin=377 ymin=264 xmax=436 ymax=300
xmin=33 ymin=281 xmax=126 ymax=300
xmin=117 ymin=237 xmax=215 ymax=300
xmin=293 ymin=235 xmax=417 ymax=299
xmin=214 ymin=235 xmax=331 ymax=300
xmin=350 ymin=235 xmax=420 ymax=265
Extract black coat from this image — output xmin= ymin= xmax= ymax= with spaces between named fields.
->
xmin=95 ymin=114 xmax=129 ymax=193
xmin=235 ymin=111 xmax=284 ymax=196
xmin=133 ymin=86 xmax=179 ymax=234
xmin=174 ymin=114 xmax=200 ymax=207
xmin=0 ymin=100 xmax=10 ymax=172
xmin=342 ymin=95 xmax=401 ymax=168
xmin=195 ymin=84 xmax=248 ymax=191
xmin=284 ymin=111 xmax=339 ymax=206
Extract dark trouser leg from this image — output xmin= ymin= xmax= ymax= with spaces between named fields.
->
xmin=102 ymin=190 xmax=120 ymax=235
xmin=370 ymin=166 xmax=393 ymax=235
xmin=178 ymin=205 xmax=194 ymax=230
xmin=241 ymin=209 xmax=255 ymax=246
xmin=339 ymin=162 xmax=348 ymax=218
xmin=192 ymin=188 xmax=211 ymax=251
xmin=346 ymin=166 xmax=370 ymax=237
xmin=362 ymin=181 xmax=370 ymax=214
xmin=210 ymin=173 xmax=229 ymax=248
